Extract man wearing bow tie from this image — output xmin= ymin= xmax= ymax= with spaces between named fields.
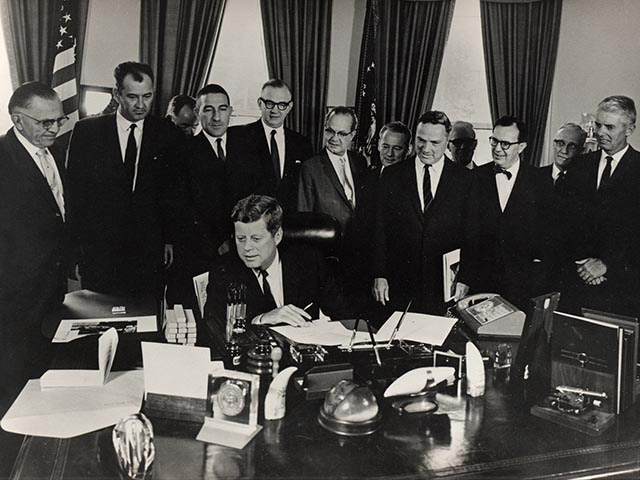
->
xmin=456 ymin=116 xmax=546 ymax=311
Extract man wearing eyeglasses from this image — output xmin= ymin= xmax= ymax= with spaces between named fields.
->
xmin=448 ymin=121 xmax=478 ymax=170
xmin=0 ymin=82 xmax=68 ymax=410
xmin=559 ymin=96 xmax=640 ymax=318
xmin=233 ymin=79 xmax=312 ymax=212
xmin=542 ymin=123 xmax=586 ymax=187
xmin=456 ymin=116 xmax=546 ymax=311
xmin=372 ymin=111 xmax=470 ymax=314
xmin=67 ymin=61 xmax=183 ymax=297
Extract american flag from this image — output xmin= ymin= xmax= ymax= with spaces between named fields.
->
xmin=52 ymin=0 xmax=79 ymax=140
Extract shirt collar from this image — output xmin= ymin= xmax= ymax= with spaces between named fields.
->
xmin=552 ymin=163 xmax=564 ymax=180
xmin=254 ymin=249 xmax=281 ymax=277
xmin=503 ymin=158 xmax=520 ymax=178
xmin=202 ymin=130 xmax=227 ymax=149
xmin=415 ymin=154 xmax=445 ymax=174
xmin=13 ymin=127 xmax=45 ymax=157
xmin=261 ymin=120 xmax=284 ymax=138
xmin=600 ymin=144 xmax=629 ymax=164
xmin=327 ymin=149 xmax=349 ymax=164
xmin=116 ymin=110 xmax=144 ymax=133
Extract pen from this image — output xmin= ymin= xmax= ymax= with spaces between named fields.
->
xmin=303 ymin=302 xmax=314 ymax=312
xmin=347 ymin=317 xmax=360 ymax=352
xmin=366 ymin=320 xmax=382 ymax=367
xmin=387 ymin=300 xmax=412 ymax=348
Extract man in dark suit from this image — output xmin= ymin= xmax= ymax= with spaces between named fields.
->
xmin=165 ymin=94 xmax=197 ymax=137
xmin=298 ymin=107 xmax=369 ymax=297
xmin=373 ymin=111 xmax=470 ymax=314
xmin=560 ymin=96 xmax=640 ymax=317
xmin=232 ymin=79 xmax=312 ymax=212
xmin=456 ymin=116 xmax=546 ymax=311
xmin=67 ymin=62 xmax=182 ymax=296
xmin=204 ymin=195 xmax=348 ymax=331
xmin=0 ymin=82 xmax=68 ymax=408
xmin=541 ymin=123 xmax=587 ymax=187
xmin=448 ymin=121 xmax=478 ymax=170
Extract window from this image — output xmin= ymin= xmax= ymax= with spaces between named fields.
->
xmin=81 ymin=87 xmax=113 ymax=117
xmin=207 ymin=0 xmax=269 ymax=126
xmin=432 ymin=0 xmax=492 ymax=165
xmin=0 ymin=20 xmax=13 ymax=132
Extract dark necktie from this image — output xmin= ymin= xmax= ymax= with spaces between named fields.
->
xmin=599 ymin=156 xmax=613 ymax=191
xmin=422 ymin=165 xmax=433 ymax=214
xmin=554 ymin=170 xmax=566 ymax=188
xmin=493 ymin=163 xmax=512 ymax=180
xmin=124 ymin=124 xmax=137 ymax=191
xmin=216 ymin=138 xmax=226 ymax=162
xmin=259 ymin=269 xmax=277 ymax=310
xmin=270 ymin=130 xmax=281 ymax=183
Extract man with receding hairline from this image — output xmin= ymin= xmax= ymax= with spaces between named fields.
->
xmin=166 ymin=94 xmax=197 ymax=136
xmin=0 ymin=82 xmax=68 ymax=408
xmin=448 ymin=121 xmax=478 ymax=169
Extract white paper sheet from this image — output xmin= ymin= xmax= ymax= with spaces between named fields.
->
xmin=271 ymin=320 xmax=370 ymax=346
xmin=1 ymin=370 xmax=145 ymax=438
xmin=52 ymin=316 xmax=157 ymax=343
xmin=141 ymin=342 xmax=211 ymax=400
xmin=375 ymin=312 xmax=457 ymax=346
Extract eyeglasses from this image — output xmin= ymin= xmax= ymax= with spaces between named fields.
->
xmin=259 ymin=98 xmax=292 ymax=111
xmin=324 ymin=127 xmax=353 ymax=139
xmin=17 ymin=111 xmax=69 ymax=130
xmin=553 ymin=139 xmax=579 ymax=152
xmin=489 ymin=136 xmax=520 ymax=150
xmin=449 ymin=138 xmax=476 ymax=148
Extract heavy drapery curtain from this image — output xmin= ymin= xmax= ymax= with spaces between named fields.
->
xmin=480 ymin=0 xmax=563 ymax=166
xmin=260 ymin=0 xmax=332 ymax=150
xmin=140 ymin=0 xmax=226 ymax=115
xmin=0 ymin=0 xmax=89 ymax=88
xmin=356 ymin=0 xmax=455 ymax=147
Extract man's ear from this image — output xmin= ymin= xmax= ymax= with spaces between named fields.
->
xmin=518 ymin=142 xmax=527 ymax=155
xmin=626 ymin=123 xmax=636 ymax=137
xmin=274 ymin=227 xmax=283 ymax=246
xmin=10 ymin=113 xmax=23 ymax=131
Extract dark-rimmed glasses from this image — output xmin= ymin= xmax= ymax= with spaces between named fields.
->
xmin=489 ymin=136 xmax=520 ymax=150
xmin=259 ymin=98 xmax=292 ymax=111
xmin=553 ymin=139 xmax=579 ymax=152
xmin=324 ymin=127 xmax=353 ymax=139
xmin=17 ymin=111 xmax=69 ymax=130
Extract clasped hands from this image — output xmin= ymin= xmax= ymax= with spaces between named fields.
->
xmin=576 ymin=258 xmax=607 ymax=285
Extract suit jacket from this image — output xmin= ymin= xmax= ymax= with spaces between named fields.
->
xmin=458 ymin=161 xmax=546 ymax=310
xmin=297 ymin=149 xmax=368 ymax=237
xmin=203 ymin=245 xmax=349 ymax=333
xmin=0 ymin=128 xmax=68 ymax=391
xmin=66 ymin=113 xmax=183 ymax=295
xmin=373 ymin=157 xmax=470 ymax=313
xmin=231 ymin=120 xmax=313 ymax=212
xmin=559 ymin=147 xmax=640 ymax=316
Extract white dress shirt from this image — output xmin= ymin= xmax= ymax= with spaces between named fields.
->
xmin=261 ymin=121 xmax=286 ymax=177
xmin=203 ymin=130 xmax=227 ymax=158
xmin=596 ymin=144 xmax=628 ymax=189
xmin=116 ymin=111 xmax=144 ymax=190
xmin=495 ymin=159 xmax=520 ymax=212
xmin=252 ymin=249 xmax=284 ymax=308
xmin=415 ymin=155 xmax=444 ymax=211
xmin=551 ymin=163 xmax=565 ymax=183
xmin=327 ymin=149 xmax=357 ymax=206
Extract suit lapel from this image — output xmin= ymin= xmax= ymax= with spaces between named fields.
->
xmin=426 ymin=158 xmax=452 ymax=220
xmin=404 ymin=157 xmax=423 ymax=220
xmin=280 ymin=248 xmax=299 ymax=305
xmin=320 ymin=150 xmax=352 ymax=208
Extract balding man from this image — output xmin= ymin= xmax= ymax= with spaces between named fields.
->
xmin=166 ymin=94 xmax=197 ymax=136
xmin=542 ymin=123 xmax=587 ymax=187
xmin=0 ymin=82 xmax=68 ymax=406
xmin=448 ymin=121 xmax=478 ymax=169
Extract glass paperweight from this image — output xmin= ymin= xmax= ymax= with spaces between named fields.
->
xmin=112 ymin=413 xmax=155 ymax=479
xmin=318 ymin=379 xmax=382 ymax=436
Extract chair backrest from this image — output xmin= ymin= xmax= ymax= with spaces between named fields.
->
xmin=192 ymin=272 xmax=210 ymax=317
xmin=281 ymin=212 xmax=342 ymax=257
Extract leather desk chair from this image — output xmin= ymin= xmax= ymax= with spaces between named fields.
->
xmin=281 ymin=212 xmax=342 ymax=260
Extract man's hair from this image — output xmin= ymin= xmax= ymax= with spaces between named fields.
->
xmin=8 ymin=82 xmax=58 ymax=113
xmin=494 ymin=115 xmax=528 ymax=143
xmin=597 ymin=95 xmax=637 ymax=125
xmin=114 ymin=62 xmax=154 ymax=91
xmin=261 ymin=78 xmax=292 ymax=94
xmin=416 ymin=111 xmax=452 ymax=134
xmin=450 ymin=120 xmax=476 ymax=140
xmin=195 ymin=83 xmax=231 ymax=105
xmin=231 ymin=195 xmax=283 ymax=235
xmin=379 ymin=121 xmax=411 ymax=145
xmin=166 ymin=94 xmax=196 ymax=117
xmin=325 ymin=106 xmax=358 ymax=132
xmin=557 ymin=122 xmax=587 ymax=147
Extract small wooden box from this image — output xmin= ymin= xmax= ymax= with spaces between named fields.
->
xmin=143 ymin=393 xmax=207 ymax=423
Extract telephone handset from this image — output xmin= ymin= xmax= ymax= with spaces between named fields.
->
xmin=456 ymin=293 xmax=526 ymax=338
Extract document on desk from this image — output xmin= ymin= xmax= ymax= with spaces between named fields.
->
xmin=271 ymin=320 xmax=370 ymax=346
xmin=53 ymin=315 xmax=157 ymax=343
xmin=0 ymin=370 xmax=145 ymax=438
xmin=376 ymin=312 xmax=457 ymax=346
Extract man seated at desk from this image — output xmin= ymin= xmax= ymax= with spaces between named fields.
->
xmin=204 ymin=195 xmax=349 ymax=328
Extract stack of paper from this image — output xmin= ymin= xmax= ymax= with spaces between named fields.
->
xmin=165 ymin=304 xmax=197 ymax=345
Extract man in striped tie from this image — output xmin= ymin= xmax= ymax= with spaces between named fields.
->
xmin=0 ymin=82 xmax=68 ymax=412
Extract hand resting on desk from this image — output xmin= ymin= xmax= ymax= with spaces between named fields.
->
xmin=254 ymin=304 xmax=311 ymax=327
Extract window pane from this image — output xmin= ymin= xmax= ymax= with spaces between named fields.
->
xmin=208 ymin=0 xmax=269 ymax=126
xmin=432 ymin=0 xmax=492 ymax=165
xmin=83 ymin=90 xmax=113 ymax=116
xmin=0 ymin=20 xmax=13 ymax=132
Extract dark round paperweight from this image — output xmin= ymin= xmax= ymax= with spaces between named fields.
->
xmin=317 ymin=380 xmax=382 ymax=436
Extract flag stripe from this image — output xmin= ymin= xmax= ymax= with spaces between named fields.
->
xmin=53 ymin=47 xmax=75 ymax=72
xmin=52 ymin=62 xmax=76 ymax=86
xmin=54 ymin=78 xmax=77 ymax=102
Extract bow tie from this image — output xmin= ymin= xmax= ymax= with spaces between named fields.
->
xmin=493 ymin=164 xmax=512 ymax=179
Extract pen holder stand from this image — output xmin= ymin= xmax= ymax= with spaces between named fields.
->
xmin=226 ymin=282 xmax=247 ymax=341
